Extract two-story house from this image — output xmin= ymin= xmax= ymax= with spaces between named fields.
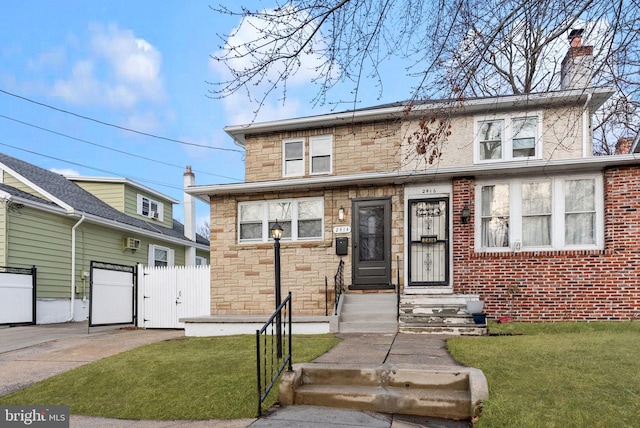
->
xmin=187 ymin=41 xmax=639 ymax=332
xmin=0 ymin=153 xmax=209 ymax=325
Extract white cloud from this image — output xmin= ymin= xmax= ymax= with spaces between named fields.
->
xmin=49 ymin=23 xmax=164 ymax=109
xmin=210 ymin=6 xmax=336 ymax=125
xmin=51 ymin=168 xmax=81 ymax=176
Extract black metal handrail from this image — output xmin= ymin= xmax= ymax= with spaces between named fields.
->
xmin=256 ymin=292 xmax=292 ymax=417
xmin=333 ymin=259 xmax=345 ymax=315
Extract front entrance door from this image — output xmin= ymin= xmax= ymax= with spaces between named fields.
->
xmin=408 ymin=198 xmax=450 ymax=286
xmin=352 ymin=198 xmax=392 ymax=288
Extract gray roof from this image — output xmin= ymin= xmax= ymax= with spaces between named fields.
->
xmin=0 ymin=152 xmax=209 ymax=246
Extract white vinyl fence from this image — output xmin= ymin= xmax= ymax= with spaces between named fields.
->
xmin=0 ymin=266 xmax=36 ymax=325
xmin=137 ymin=264 xmax=210 ymax=329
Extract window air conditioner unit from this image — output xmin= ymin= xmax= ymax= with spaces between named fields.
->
xmin=124 ymin=237 xmax=141 ymax=251
xmin=150 ymin=211 xmax=159 ymax=220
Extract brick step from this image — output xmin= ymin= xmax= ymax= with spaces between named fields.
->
xmin=399 ymin=324 xmax=487 ymax=336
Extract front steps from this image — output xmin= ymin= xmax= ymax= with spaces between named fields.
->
xmin=279 ymin=364 xmax=486 ymax=420
xmin=337 ymin=293 xmax=397 ymax=333
xmin=399 ymin=294 xmax=487 ymax=336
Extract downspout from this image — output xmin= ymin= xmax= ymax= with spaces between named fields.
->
xmin=582 ymin=93 xmax=592 ymax=157
xmin=69 ymin=215 xmax=86 ymax=322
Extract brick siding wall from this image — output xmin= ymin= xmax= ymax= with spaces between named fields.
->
xmin=452 ymin=166 xmax=640 ymax=321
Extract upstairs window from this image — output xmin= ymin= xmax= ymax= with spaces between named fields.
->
xmin=310 ymin=135 xmax=332 ymax=174
xmin=476 ymin=114 xmax=541 ymax=162
xmin=283 ymin=139 xmax=304 ymax=177
xmin=137 ymin=194 xmax=163 ymax=221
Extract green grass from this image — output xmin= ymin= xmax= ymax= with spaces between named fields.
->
xmin=448 ymin=322 xmax=640 ymax=428
xmin=0 ymin=334 xmax=340 ymax=420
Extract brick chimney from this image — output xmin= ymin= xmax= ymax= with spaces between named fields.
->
xmin=615 ymin=137 xmax=634 ymax=155
xmin=561 ymin=29 xmax=594 ymax=90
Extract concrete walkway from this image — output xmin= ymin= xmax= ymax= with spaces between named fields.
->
xmin=0 ymin=325 xmax=471 ymax=427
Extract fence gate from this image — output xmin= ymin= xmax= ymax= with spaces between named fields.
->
xmin=89 ymin=261 xmax=136 ymax=327
xmin=138 ymin=265 xmax=210 ymax=329
xmin=0 ymin=266 xmax=36 ymax=325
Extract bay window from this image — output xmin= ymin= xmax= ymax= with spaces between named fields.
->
xmin=239 ymin=198 xmax=323 ymax=242
xmin=476 ymin=174 xmax=603 ymax=251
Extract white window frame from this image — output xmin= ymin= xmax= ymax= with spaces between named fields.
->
xmin=474 ymin=112 xmax=543 ymax=163
xmin=238 ymin=198 xmax=324 ymax=243
xmin=195 ymin=256 xmax=208 ymax=266
xmin=282 ymin=138 xmax=305 ymax=177
xmin=137 ymin=194 xmax=164 ymax=221
xmin=148 ymin=244 xmax=175 ymax=267
xmin=309 ymin=135 xmax=333 ymax=175
xmin=474 ymin=174 xmax=604 ymax=252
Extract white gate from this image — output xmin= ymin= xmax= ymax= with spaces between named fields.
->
xmin=137 ymin=264 xmax=210 ymax=329
xmin=0 ymin=266 xmax=36 ymax=325
xmin=89 ymin=261 xmax=136 ymax=326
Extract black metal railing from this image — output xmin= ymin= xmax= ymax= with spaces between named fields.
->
xmin=256 ymin=292 xmax=292 ymax=417
xmin=396 ymin=256 xmax=401 ymax=320
xmin=333 ymin=259 xmax=345 ymax=315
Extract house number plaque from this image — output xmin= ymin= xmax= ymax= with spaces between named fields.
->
xmin=333 ymin=226 xmax=351 ymax=234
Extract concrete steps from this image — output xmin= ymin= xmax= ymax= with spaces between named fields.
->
xmin=399 ymin=295 xmax=487 ymax=336
xmin=280 ymin=364 xmax=485 ymax=420
xmin=337 ymin=294 xmax=397 ymax=333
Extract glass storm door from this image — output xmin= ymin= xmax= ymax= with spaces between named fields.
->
xmin=352 ymin=198 xmax=392 ymax=288
xmin=408 ymin=198 xmax=449 ymax=286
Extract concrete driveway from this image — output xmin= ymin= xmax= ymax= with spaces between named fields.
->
xmin=0 ymin=322 xmax=182 ymax=396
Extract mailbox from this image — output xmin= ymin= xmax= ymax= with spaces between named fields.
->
xmin=335 ymin=237 xmax=348 ymax=256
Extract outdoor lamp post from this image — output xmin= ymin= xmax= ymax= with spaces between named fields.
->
xmin=271 ymin=220 xmax=283 ymax=358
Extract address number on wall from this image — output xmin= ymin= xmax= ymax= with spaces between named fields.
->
xmin=333 ymin=226 xmax=351 ymax=234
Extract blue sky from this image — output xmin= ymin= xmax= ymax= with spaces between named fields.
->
xmin=0 ymin=1 xmax=410 ymax=228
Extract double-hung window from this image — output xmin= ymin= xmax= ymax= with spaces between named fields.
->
xmin=239 ymin=198 xmax=324 ymax=242
xmin=148 ymin=244 xmax=174 ymax=267
xmin=476 ymin=113 xmax=541 ymax=162
xmin=309 ymin=135 xmax=332 ymax=174
xmin=137 ymin=194 xmax=163 ymax=221
xmin=283 ymin=139 xmax=304 ymax=177
xmin=476 ymin=174 xmax=602 ymax=252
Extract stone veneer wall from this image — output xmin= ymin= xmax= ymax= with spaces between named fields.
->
xmin=244 ymin=121 xmax=402 ymax=183
xmin=452 ymin=166 xmax=640 ymax=321
xmin=208 ymin=185 xmax=405 ymax=316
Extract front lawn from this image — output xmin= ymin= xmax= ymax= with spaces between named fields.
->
xmin=0 ymin=334 xmax=340 ymax=420
xmin=448 ymin=322 xmax=640 ymax=428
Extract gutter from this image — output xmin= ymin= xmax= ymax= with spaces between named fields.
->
xmin=185 ymin=153 xmax=640 ymax=197
xmin=69 ymin=214 xmax=86 ymax=322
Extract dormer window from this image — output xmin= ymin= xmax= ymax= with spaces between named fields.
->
xmin=137 ymin=194 xmax=163 ymax=221
xmin=476 ymin=113 xmax=541 ymax=162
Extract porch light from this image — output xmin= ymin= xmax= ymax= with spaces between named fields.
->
xmin=338 ymin=206 xmax=345 ymax=222
xmin=461 ymin=204 xmax=471 ymax=224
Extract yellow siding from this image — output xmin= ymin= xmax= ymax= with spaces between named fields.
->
xmin=6 ymin=205 xmax=191 ymax=298
xmin=73 ymin=181 xmax=126 ymax=211
xmin=2 ymin=173 xmax=49 ymax=201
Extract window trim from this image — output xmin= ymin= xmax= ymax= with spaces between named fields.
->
xmin=148 ymin=244 xmax=174 ymax=267
xmin=137 ymin=194 xmax=164 ymax=221
xmin=238 ymin=197 xmax=324 ymax=243
xmin=474 ymin=112 xmax=543 ymax=163
xmin=282 ymin=138 xmax=305 ymax=177
xmin=309 ymin=134 xmax=333 ymax=175
xmin=474 ymin=174 xmax=604 ymax=252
